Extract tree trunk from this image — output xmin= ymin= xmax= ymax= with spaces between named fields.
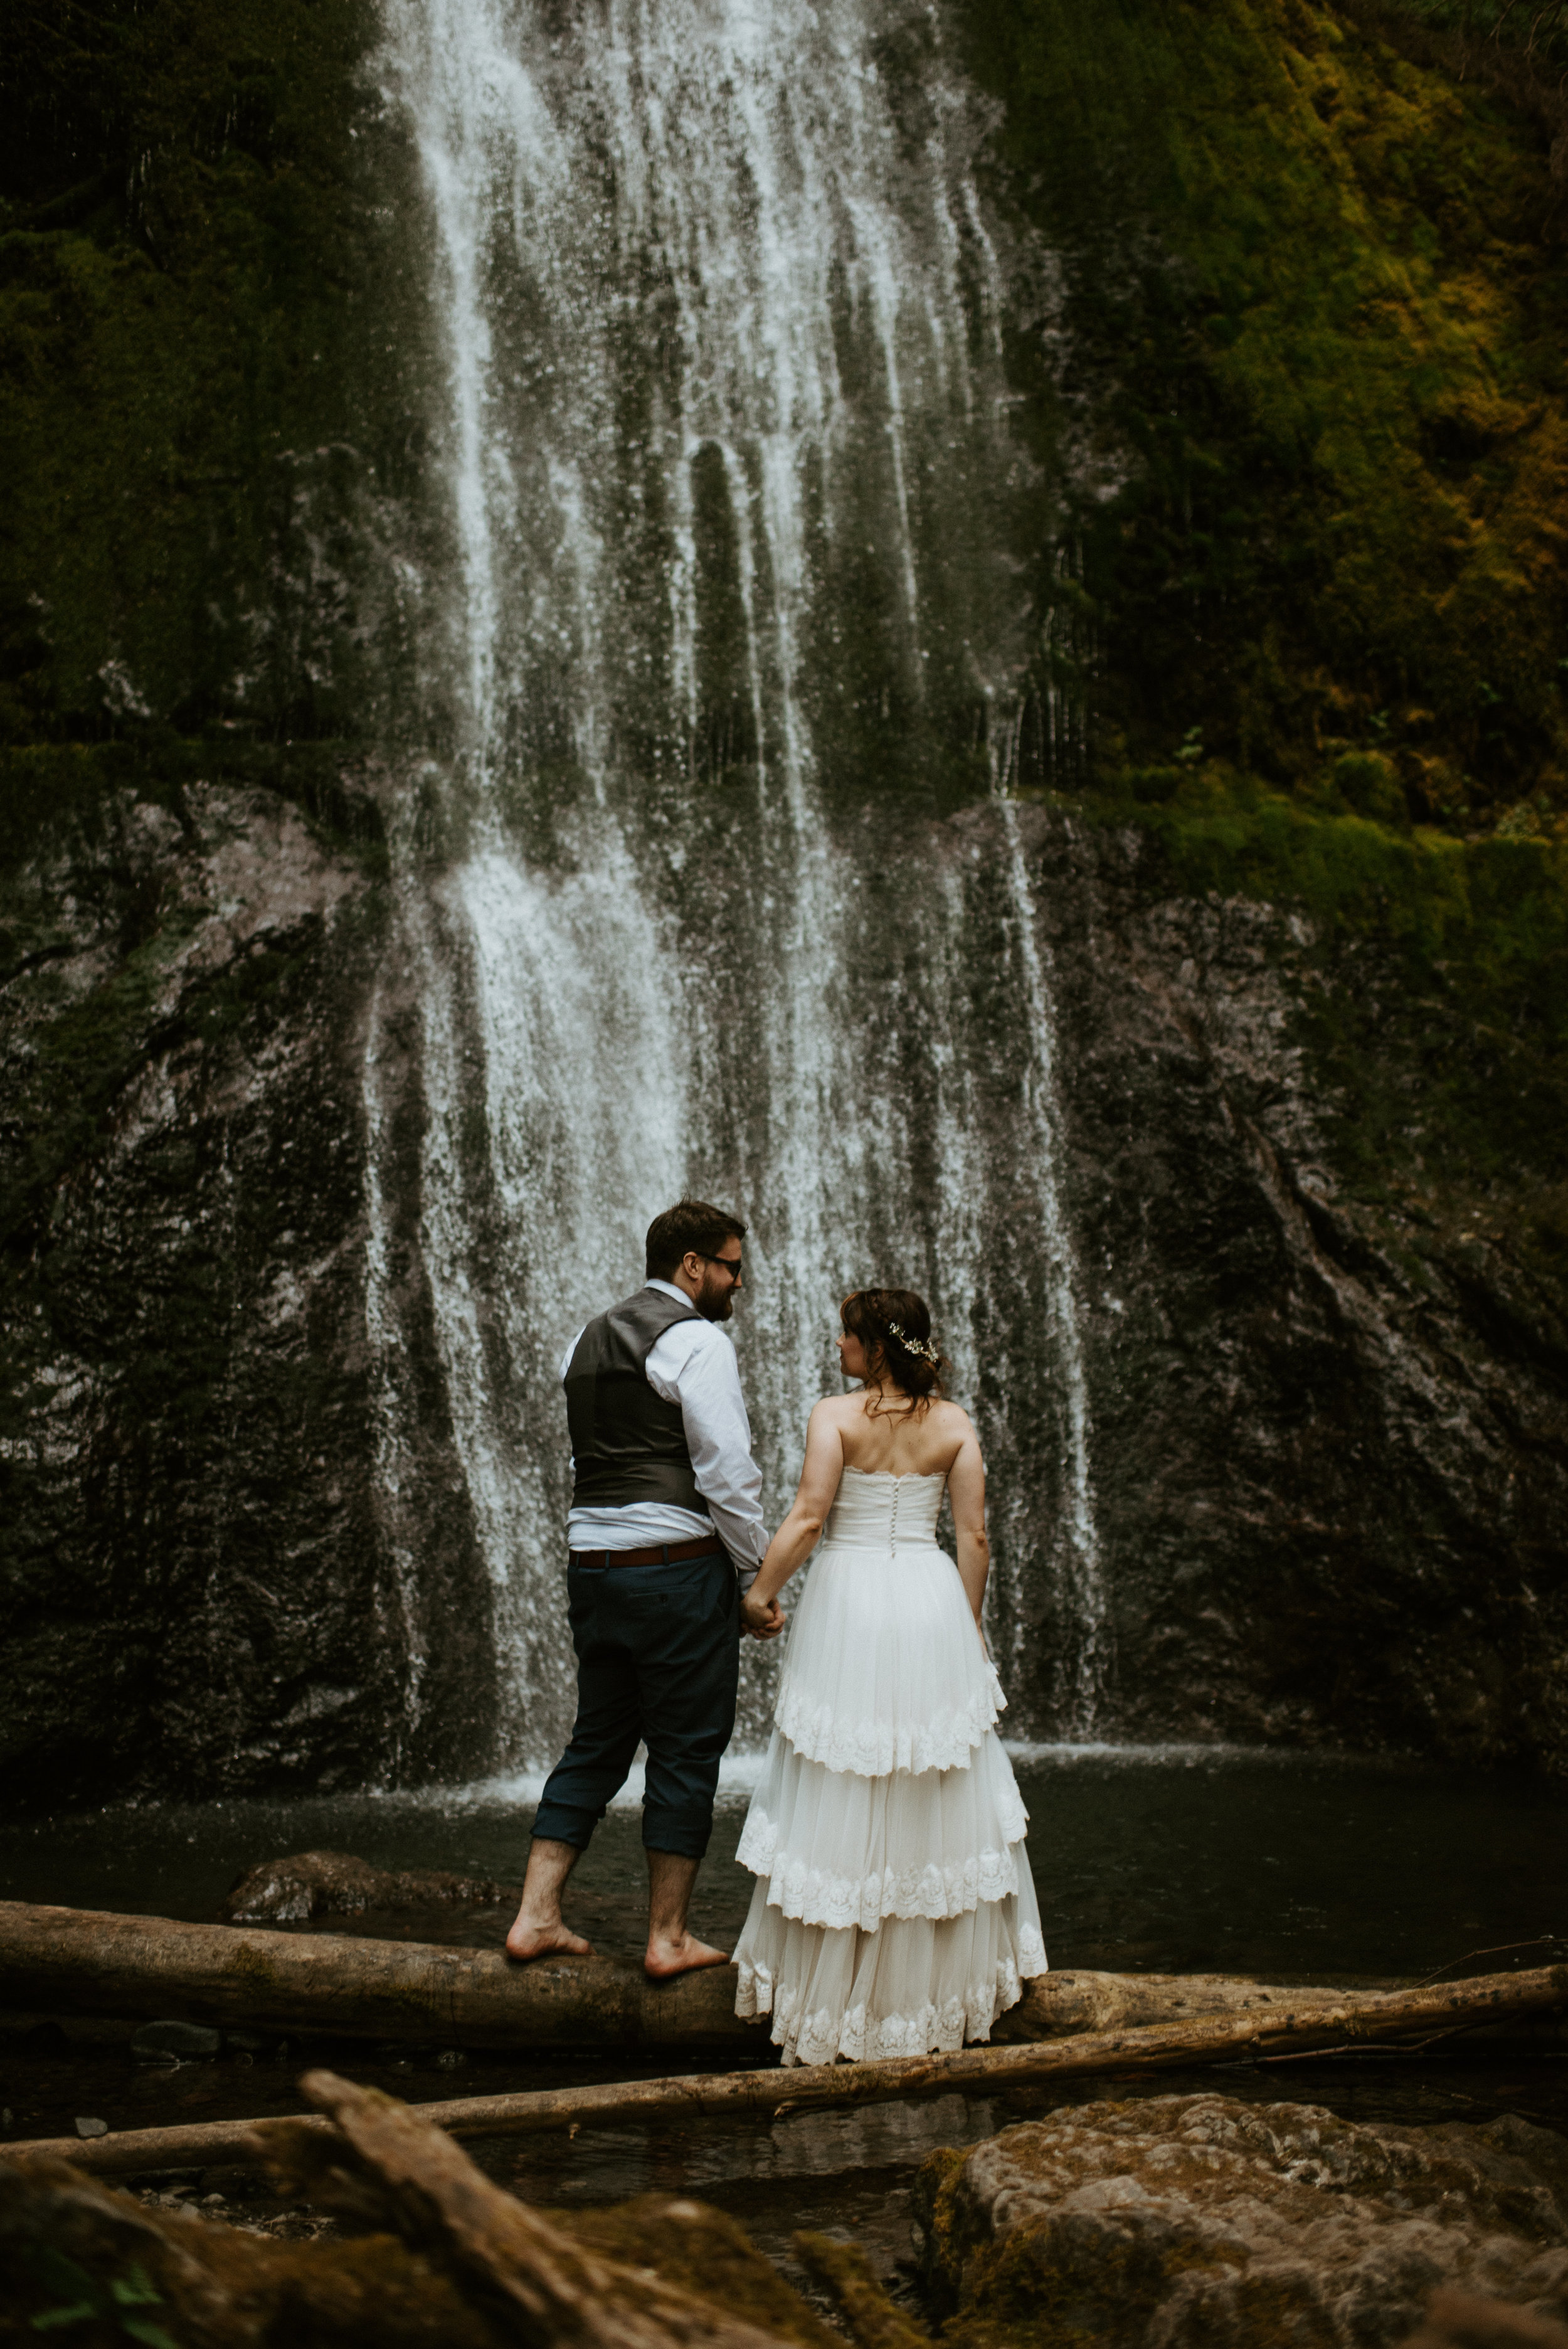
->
xmin=0 ymin=1899 xmax=753 ymax=2050
xmin=13 ymin=1962 xmax=1564 ymax=2179
xmin=0 ymin=1901 xmax=1406 ymax=2055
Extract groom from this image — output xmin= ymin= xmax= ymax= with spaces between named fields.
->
xmin=507 ymin=1199 xmax=781 ymax=1978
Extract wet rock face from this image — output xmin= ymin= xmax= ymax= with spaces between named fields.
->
xmin=914 ymin=2093 xmax=1568 ymax=2349
xmin=0 ymin=783 xmax=498 ymax=1807
xmin=991 ymin=804 xmax=1568 ymax=1770
xmin=3 ymin=782 xmax=1564 ymax=1804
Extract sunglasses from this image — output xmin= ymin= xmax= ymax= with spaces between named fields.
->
xmin=700 ymin=1253 xmax=744 ymax=1282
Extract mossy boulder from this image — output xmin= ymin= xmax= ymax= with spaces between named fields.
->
xmin=913 ymin=2093 xmax=1568 ymax=2348
xmin=0 ymin=2161 xmax=838 ymax=2349
xmin=552 ymin=2197 xmax=843 ymax=2349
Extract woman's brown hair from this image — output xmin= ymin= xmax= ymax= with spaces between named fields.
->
xmin=841 ymin=1288 xmax=948 ymax=1416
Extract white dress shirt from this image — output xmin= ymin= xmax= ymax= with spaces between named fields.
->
xmin=561 ymin=1279 xmax=767 ymax=1586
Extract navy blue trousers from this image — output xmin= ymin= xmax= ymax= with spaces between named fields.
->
xmin=532 ymin=1551 xmax=740 ymax=1860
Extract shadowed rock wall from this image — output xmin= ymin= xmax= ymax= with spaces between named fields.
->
xmin=0 ymin=783 xmax=497 ymax=1806
xmin=997 ymin=801 xmax=1568 ymax=1768
xmin=2 ymin=788 xmax=1564 ymax=1800
xmin=3 ymin=0 xmax=1566 ymax=1801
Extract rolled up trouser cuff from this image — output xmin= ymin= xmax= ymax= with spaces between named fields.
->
xmin=640 ymin=1811 xmax=715 ymax=1860
xmin=529 ymin=1799 xmax=601 ymax=1850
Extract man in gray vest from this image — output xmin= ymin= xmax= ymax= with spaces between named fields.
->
xmin=506 ymin=1198 xmax=780 ymax=1978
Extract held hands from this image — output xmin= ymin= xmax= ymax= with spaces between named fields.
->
xmin=742 ymin=1589 xmax=786 ymax=1640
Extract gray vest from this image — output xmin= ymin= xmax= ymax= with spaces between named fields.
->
xmin=565 ymin=1287 xmax=707 ymax=1514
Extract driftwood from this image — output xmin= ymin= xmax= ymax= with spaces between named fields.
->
xmin=11 ymin=1962 xmax=1564 ymax=2180
xmin=255 ymin=2069 xmax=812 ymax=2349
xmin=0 ymin=1900 xmax=753 ymax=2050
xmin=1 ymin=2077 xmax=837 ymax=2349
xmin=17 ymin=1897 xmax=1544 ymax=2059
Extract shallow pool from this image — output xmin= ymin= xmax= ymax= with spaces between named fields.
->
xmin=3 ymin=1742 xmax=1563 ymax=1981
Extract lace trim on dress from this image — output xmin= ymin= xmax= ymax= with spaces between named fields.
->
xmin=774 ymin=1675 xmax=1006 ymax=1778
xmin=735 ymin=1950 xmax=1042 ymax=2066
xmin=735 ymin=1810 xmax=1024 ymax=1927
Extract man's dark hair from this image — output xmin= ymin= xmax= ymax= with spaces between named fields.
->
xmin=646 ymin=1199 xmax=746 ymax=1281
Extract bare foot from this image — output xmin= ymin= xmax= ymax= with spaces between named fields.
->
xmin=505 ymin=1917 xmax=595 ymax=1962
xmin=644 ymin=1931 xmax=731 ymax=1981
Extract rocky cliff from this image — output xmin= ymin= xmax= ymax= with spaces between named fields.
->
xmin=3 ymin=0 xmax=1566 ymax=1801
xmin=3 ymin=785 xmax=1562 ymax=1800
xmin=1002 ymin=799 xmax=1567 ymax=1768
xmin=0 ymin=782 xmax=497 ymax=1805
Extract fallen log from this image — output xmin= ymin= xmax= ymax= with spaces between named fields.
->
xmin=10 ymin=1962 xmax=1563 ymax=2180
xmin=1000 ymin=1969 xmax=1353 ymax=2039
xmin=1 ymin=2077 xmax=837 ymax=2349
xmin=261 ymin=2069 xmax=810 ymax=2349
xmin=0 ymin=1900 xmax=1404 ymax=2056
xmin=0 ymin=1900 xmax=753 ymax=2050
xmin=14 ymin=1897 xmax=1532 ymax=2059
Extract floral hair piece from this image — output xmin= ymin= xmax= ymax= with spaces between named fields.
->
xmin=886 ymin=1318 xmax=940 ymax=1365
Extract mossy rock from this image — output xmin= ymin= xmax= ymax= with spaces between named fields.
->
xmin=1329 ymin=751 xmax=1411 ymax=828
xmin=550 ymin=2195 xmax=843 ymax=2349
xmin=955 ymin=0 xmax=1568 ymax=824
xmin=909 ymin=2094 xmax=1568 ymax=2349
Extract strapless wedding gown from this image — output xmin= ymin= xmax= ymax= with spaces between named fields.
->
xmin=733 ymin=1466 xmax=1047 ymax=2065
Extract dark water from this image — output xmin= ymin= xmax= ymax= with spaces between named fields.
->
xmin=4 ymin=1745 xmax=1565 ymax=2298
xmin=4 ymin=1746 xmax=1563 ymax=1980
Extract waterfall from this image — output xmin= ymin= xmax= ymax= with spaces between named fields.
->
xmin=370 ymin=0 xmax=1109 ymax=1765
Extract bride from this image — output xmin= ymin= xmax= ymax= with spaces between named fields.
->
xmin=733 ymin=1288 xmax=1046 ymax=2065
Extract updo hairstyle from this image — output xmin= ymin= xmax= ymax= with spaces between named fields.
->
xmin=841 ymin=1288 xmax=948 ymax=1416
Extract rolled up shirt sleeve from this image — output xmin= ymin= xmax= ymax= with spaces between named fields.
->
xmin=650 ymin=1326 xmax=768 ymax=1584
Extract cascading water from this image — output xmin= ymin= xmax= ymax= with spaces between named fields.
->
xmin=369 ymin=0 xmax=1108 ymax=1766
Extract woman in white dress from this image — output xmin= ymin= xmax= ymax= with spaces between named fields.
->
xmin=733 ymin=1288 xmax=1046 ymax=2065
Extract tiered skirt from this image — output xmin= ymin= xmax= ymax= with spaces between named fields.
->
xmin=733 ymin=1536 xmax=1047 ymax=2067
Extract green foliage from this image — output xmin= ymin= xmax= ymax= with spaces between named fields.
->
xmin=1392 ymin=0 xmax=1568 ymax=62
xmin=959 ymin=0 xmax=1568 ymax=825
xmin=0 ymin=0 xmax=420 ymax=837
xmin=26 ymin=2249 xmax=176 ymax=2346
xmin=1073 ymin=770 xmax=1568 ymax=1225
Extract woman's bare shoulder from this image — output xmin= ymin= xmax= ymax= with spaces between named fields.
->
xmin=811 ymin=1392 xmax=862 ymax=1433
xmin=930 ymin=1396 xmax=977 ymax=1438
xmin=813 ymin=1391 xmax=858 ymax=1418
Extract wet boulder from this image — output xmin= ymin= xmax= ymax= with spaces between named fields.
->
xmin=913 ymin=2092 xmax=1568 ymax=2348
xmin=1409 ymin=2289 xmax=1568 ymax=2348
xmin=130 ymin=2020 xmax=222 ymax=2062
xmin=220 ymin=1850 xmax=511 ymax=1924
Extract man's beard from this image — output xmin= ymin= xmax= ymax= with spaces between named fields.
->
xmin=698 ymin=1281 xmax=734 ymax=1323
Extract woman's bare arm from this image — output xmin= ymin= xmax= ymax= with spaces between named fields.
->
xmin=740 ymin=1401 xmax=845 ymax=1627
xmin=946 ymin=1419 xmax=989 ymax=1624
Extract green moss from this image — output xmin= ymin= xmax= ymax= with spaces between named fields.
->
xmin=791 ymin=2232 xmax=931 ymax=2349
xmin=551 ymin=2197 xmax=841 ymax=2349
xmin=958 ymin=0 xmax=1568 ymax=823
xmin=911 ymin=2145 xmax=970 ymax=2304
xmin=1065 ymin=773 xmax=1568 ymax=1229
xmin=943 ymin=2225 xmax=1240 ymax=2349
xmin=0 ymin=0 xmax=422 ymax=859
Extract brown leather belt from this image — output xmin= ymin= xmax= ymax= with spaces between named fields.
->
xmin=569 ymin=1535 xmax=726 ymax=1569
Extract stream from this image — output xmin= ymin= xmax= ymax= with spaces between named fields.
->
xmin=4 ymin=1745 xmax=1564 ymax=2297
